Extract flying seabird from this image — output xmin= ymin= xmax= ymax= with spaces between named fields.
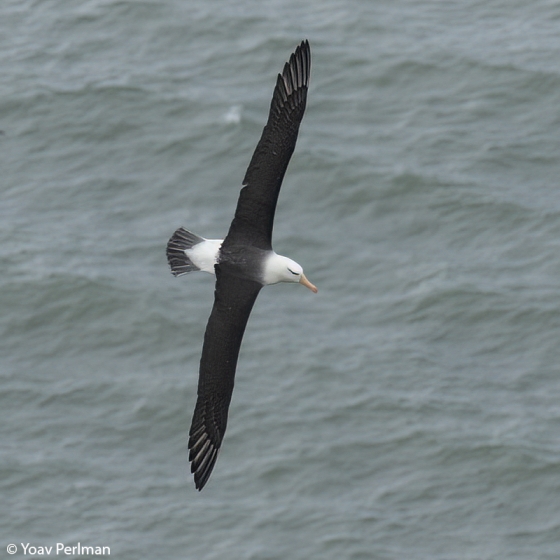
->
xmin=166 ymin=40 xmax=316 ymax=490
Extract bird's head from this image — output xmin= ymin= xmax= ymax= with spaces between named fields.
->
xmin=263 ymin=254 xmax=318 ymax=292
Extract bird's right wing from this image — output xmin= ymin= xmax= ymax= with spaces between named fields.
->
xmin=188 ymin=264 xmax=262 ymax=490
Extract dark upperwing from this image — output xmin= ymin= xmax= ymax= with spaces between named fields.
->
xmin=188 ymin=265 xmax=262 ymax=490
xmin=224 ymin=40 xmax=311 ymax=251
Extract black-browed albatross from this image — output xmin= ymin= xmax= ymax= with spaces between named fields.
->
xmin=166 ymin=40 xmax=316 ymax=490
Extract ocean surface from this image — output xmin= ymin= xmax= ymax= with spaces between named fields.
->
xmin=2 ymin=1 xmax=560 ymax=558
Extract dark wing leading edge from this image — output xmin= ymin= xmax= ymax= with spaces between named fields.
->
xmin=188 ymin=265 xmax=262 ymax=490
xmin=224 ymin=40 xmax=311 ymax=251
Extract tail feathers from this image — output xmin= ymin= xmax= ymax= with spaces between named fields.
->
xmin=167 ymin=228 xmax=205 ymax=276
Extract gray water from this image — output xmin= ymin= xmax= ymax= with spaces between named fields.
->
xmin=2 ymin=1 xmax=560 ymax=558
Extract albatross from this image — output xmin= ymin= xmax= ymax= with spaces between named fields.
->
xmin=166 ymin=40 xmax=316 ymax=490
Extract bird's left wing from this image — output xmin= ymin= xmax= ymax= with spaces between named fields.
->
xmin=224 ymin=40 xmax=311 ymax=251
xmin=188 ymin=264 xmax=262 ymax=490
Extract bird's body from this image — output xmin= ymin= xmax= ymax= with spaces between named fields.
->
xmin=168 ymin=229 xmax=314 ymax=287
xmin=166 ymin=41 xmax=316 ymax=490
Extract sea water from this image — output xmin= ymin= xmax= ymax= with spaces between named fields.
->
xmin=2 ymin=1 xmax=560 ymax=558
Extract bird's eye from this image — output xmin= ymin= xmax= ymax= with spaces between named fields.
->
xmin=287 ymin=268 xmax=299 ymax=276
